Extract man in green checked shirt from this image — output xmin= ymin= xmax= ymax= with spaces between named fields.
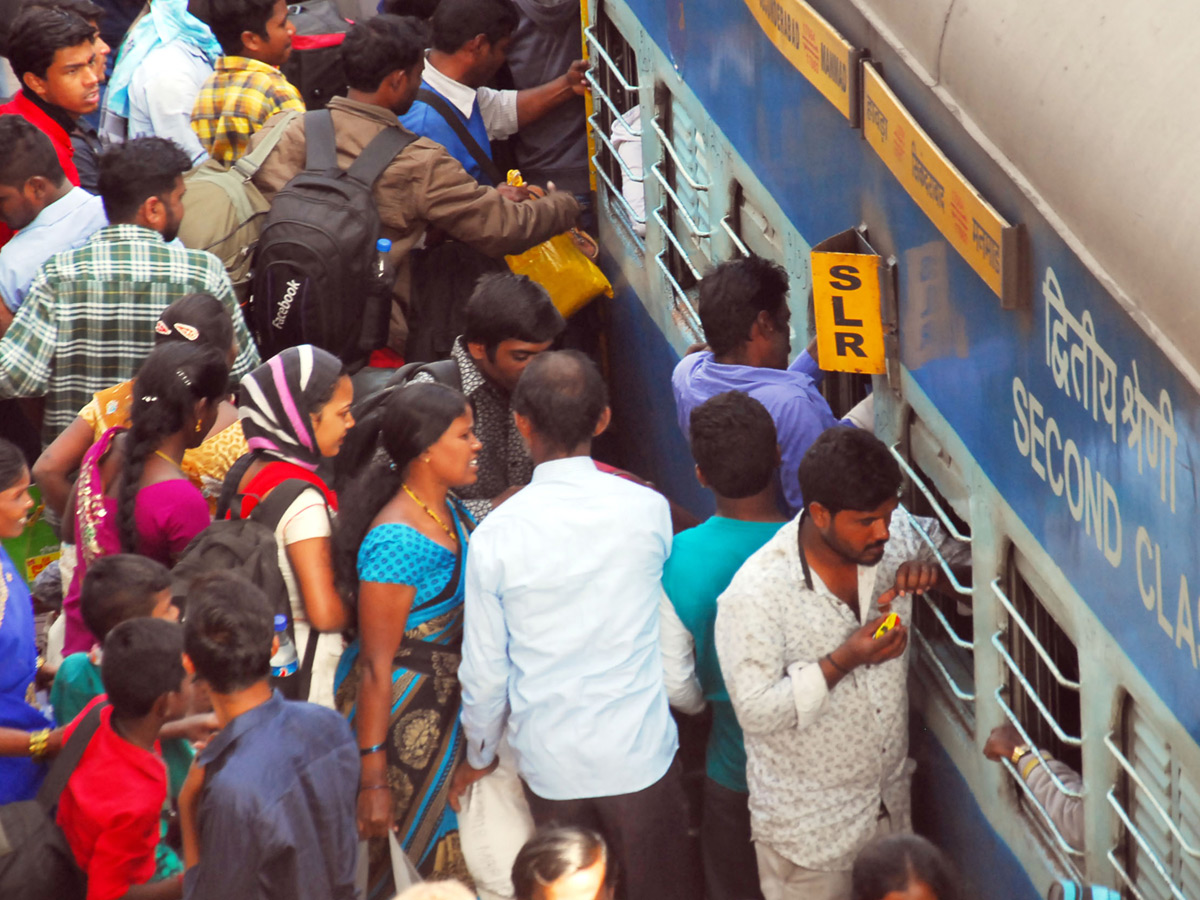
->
xmin=0 ymin=136 xmax=259 ymax=445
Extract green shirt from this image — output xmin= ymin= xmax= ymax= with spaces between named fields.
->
xmin=662 ymin=515 xmax=785 ymax=792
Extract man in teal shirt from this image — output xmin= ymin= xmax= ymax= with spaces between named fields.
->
xmin=662 ymin=390 xmax=787 ymax=900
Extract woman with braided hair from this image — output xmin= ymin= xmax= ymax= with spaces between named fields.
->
xmin=60 ymin=342 xmax=229 ymax=655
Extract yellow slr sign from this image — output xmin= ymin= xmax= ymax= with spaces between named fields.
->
xmin=812 ymin=250 xmax=885 ymax=374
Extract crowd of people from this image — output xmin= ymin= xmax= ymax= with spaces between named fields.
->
xmin=0 ymin=0 xmax=1065 ymax=899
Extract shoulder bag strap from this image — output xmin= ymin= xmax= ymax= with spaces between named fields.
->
xmin=414 ymin=88 xmax=504 ymax=186
xmin=35 ymin=703 xmax=106 ymax=811
xmin=304 ymin=108 xmax=339 ymax=173
xmin=421 ymin=358 xmax=462 ymax=392
xmin=232 ymin=108 xmax=304 ymax=179
xmin=345 ymin=124 xmax=418 ymax=188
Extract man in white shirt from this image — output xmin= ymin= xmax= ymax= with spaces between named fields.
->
xmin=715 ymin=427 xmax=970 ymax=900
xmin=452 ymin=350 xmax=700 ymax=900
xmin=398 ymin=0 xmax=587 ymax=187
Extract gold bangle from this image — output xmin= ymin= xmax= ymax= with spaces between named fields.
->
xmin=29 ymin=728 xmax=51 ymax=761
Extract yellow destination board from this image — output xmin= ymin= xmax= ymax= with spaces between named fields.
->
xmin=743 ymin=0 xmax=861 ymax=123
xmin=811 ymin=248 xmax=886 ymax=375
xmin=862 ymin=62 xmax=1021 ymax=306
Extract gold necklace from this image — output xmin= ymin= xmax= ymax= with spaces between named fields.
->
xmin=154 ymin=450 xmax=183 ymax=469
xmin=401 ymin=483 xmax=459 ymax=543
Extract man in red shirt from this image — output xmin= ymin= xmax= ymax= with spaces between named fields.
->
xmin=0 ymin=5 xmax=101 ymax=248
xmin=57 ymin=618 xmax=192 ymax=900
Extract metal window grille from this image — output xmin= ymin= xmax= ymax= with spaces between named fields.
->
xmin=650 ymin=85 xmax=711 ymax=332
xmin=993 ymin=559 xmax=1085 ymax=871
xmin=1108 ymin=699 xmax=1200 ymax=900
xmin=583 ymin=9 xmax=644 ymax=247
xmin=889 ymin=443 xmax=975 ymax=719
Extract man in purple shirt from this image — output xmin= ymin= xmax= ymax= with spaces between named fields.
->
xmin=673 ymin=256 xmax=865 ymax=515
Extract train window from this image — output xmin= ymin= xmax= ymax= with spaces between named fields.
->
xmin=722 ymin=183 xmax=782 ymax=262
xmin=1110 ymin=698 xmax=1200 ymax=900
xmin=994 ymin=555 xmax=1084 ymax=872
xmin=584 ymin=6 xmax=644 ymax=248
xmin=650 ymin=83 xmax=712 ymax=331
xmin=892 ymin=421 xmax=974 ymax=727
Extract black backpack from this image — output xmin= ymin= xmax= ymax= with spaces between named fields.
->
xmin=0 ymin=703 xmax=105 ymax=900
xmin=333 ymin=359 xmax=463 ymax=490
xmin=250 ymin=110 xmax=418 ymax=370
xmin=171 ymin=455 xmax=322 ymax=700
xmin=280 ymin=1 xmax=351 ymax=111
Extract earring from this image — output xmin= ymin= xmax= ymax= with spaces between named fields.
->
xmin=422 ymin=456 xmax=431 ymax=463
xmin=195 ymin=420 xmax=203 ymax=434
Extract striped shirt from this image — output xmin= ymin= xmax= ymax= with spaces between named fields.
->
xmin=0 ymin=224 xmax=260 ymax=442
xmin=191 ymin=56 xmax=305 ymax=164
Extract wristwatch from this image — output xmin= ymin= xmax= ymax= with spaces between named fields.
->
xmin=1011 ymin=743 xmax=1032 ymax=765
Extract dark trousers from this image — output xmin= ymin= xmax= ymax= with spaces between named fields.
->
xmin=523 ymin=759 xmax=700 ymax=900
xmin=702 ymin=777 xmax=764 ymax=900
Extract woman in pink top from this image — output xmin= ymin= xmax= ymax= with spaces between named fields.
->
xmin=62 ymin=342 xmax=229 ymax=654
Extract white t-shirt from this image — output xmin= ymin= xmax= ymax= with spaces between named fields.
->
xmin=274 ymin=486 xmax=342 ymax=709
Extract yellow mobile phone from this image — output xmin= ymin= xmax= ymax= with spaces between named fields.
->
xmin=873 ymin=612 xmax=900 ymax=640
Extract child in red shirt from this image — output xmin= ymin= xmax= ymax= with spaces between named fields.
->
xmin=57 ymin=618 xmax=191 ymax=900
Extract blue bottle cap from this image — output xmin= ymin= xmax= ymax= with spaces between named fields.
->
xmin=274 ymin=614 xmax=288 ymax=631
xmin=376 ymin=238 xmax=392 ymax=252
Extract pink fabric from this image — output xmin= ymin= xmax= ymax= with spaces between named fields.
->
xmin=63 ymin=439 xmax=211 ymax=655
xmin=268 ymin=354 xmax=314 ymax=453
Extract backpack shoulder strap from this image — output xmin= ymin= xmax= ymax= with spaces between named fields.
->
xmin=414 ymin=88 xmax=504 ymax=186
xmin=344 ymin=124 xmax=418 ymax=188
xmin=233 ymin=108 xmax=303 ymax=179
xmin=216 ymin=452 xmax=258 ymax=520
xmin=304 ymin=108 xmax=339 ymax=173
xmin=250 ymin=477 xmax=323 ymax=531
xmin=35 ymin=703 xmax=106 ymax=811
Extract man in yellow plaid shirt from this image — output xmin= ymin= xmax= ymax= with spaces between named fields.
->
xmin=191 ymin=0 xmax=305 ymax=164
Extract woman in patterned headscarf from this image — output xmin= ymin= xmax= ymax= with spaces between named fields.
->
xmin=229 ymin=345 xmax=355 ymax=708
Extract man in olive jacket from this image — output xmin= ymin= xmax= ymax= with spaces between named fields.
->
xmin=250 ymin=15 xmax=578 ymax=355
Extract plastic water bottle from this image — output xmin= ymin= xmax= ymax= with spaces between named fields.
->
xmin=270 ymin=614 xmax=298 ymax=678
xmin=375 ymin=237 xmax=392 ymax=281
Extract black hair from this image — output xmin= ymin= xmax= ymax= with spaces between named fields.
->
xmin=101 ymin=618 xmax=185 ymax=718
xmin=851 ymin=834 xmax=962 ymax=900
xmin=334 ymin=383 xmax=470 ymax=608
xmin=5 ymin=6 xmax=96 ymax=80
xmin=183 ymin=571 xmax=274 ymax=694
xmin=0 ymin=114 xmax=67 ymax=190
xmin=797 ymin=426 xmax=901 ymax=516
xmin=341 ymin=15 xmax=428 ymax=92
xmin=697 ymin=255 xmax=790 ymax=357
xmin=118 ymin=343 xmax=229 ymax=553
xmin=430 ymin=0 xmax=516 ymax=54
xmin=206 ymin=0 xmax=278 ymax=55
xmin=0 ymin=438 xmax=28 ymax=492
xmin=689 ymin=391 xmax=778 ymax=499
xmin=81 ymin=554 xmax=172 ymax=641
xmin=22 ymin=0 xmax=105 ymax=25
xmin=97 ymin=137 xmax=192 ymax=224
xmin=512 ymin=826 xmax=614 ymax=900
xmin=511 ymin=350 xmax=608 ymax=453
xmin=378 ymin=0 xmax=439 ymax=18
xmin=463 ymin=273 xmax=565 ymax=360
xmin=155 ymin=293 xmax=235 ymax=355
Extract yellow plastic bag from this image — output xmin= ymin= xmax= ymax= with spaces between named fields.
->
xmin=503 ymin=171 xmax=612 ymax=318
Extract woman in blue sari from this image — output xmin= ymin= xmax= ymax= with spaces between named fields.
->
xmin=334 ymin=383 xmax=482 ymax=895
xmin=0 ymin=438 xmax=54 ymax=804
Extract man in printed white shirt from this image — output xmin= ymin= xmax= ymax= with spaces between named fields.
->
xmin=715 ymin=427 xmax=970 ymax=900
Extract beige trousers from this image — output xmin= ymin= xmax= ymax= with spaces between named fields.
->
xmin=755 ymin=814 xmax=897 ymax=900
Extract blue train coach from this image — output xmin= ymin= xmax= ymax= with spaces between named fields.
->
xmin=581 ymin=1 xmax=1200 ymax=898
